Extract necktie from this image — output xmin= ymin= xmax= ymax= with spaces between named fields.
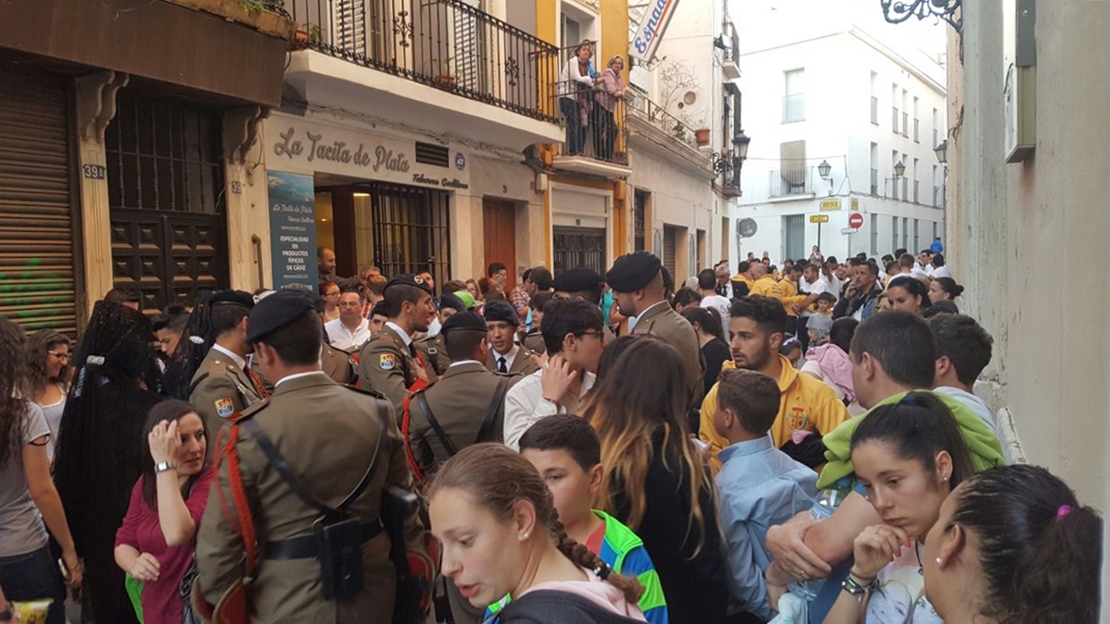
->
xmin=498 ymin=357 xmax=508 ymax=373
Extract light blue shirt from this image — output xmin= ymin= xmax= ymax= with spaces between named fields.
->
xmin=716 ymin=435 xmax=818 ymax=621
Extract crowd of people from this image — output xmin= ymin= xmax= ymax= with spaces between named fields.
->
xmin=0 ymin=243 xmax=1101 ymax=624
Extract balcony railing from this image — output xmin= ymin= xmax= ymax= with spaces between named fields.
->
xmin=628 ymin=94 xmax=701 ymax=151
xmin=286 ymin=0 xmax=560 ymax=123
xmin=782 ymin=93 xmax=804 ymax=123
xmin=552 ymin=79 xmax=629 ymax=165
xmin=769 ymin=167 xmax=814 ymax=197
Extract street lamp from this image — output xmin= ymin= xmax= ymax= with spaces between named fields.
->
xmin=817 ymin=160 xmax=832 ymax=179
xmin=934 ymin=140 xmax=948 ymax=165
xmin=894 ymin=160 xmax=906 ymax=178
xmin=711 ymin=130 xmax=751 ymax=189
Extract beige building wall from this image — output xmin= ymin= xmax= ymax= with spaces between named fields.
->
xmin=948 ymin=0 xmax=1110 ymax=601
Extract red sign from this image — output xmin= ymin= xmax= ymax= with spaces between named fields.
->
xmin=848 ymin=212 xmax=864 ymax=229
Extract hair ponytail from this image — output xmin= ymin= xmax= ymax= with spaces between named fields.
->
xmin=951 ymin=465 xmax=1102 ymax=624
xmin=552 ymin=518 xmax=644 ymax=605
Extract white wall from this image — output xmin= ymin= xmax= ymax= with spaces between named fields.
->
xmin=949 ymin=0 xmax=1110 ymax=603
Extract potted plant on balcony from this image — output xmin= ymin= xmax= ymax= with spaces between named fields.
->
xmin=695 ymin=127 xmax=711 ymax=147
xmin=426 ymin=59 xmax=457 ymax=88
xmin=294 ymin=23 xmax=322 ymax=49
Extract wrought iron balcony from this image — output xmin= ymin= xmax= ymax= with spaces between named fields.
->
xmin=285 ymin=0 xmax=560 ymax=123
xmin=550 ymin=78 xmax=630 ymax=168
xmin=628 ymin=93 xmax=702 ymax=152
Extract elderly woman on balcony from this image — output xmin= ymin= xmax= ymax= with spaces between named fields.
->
xmin=593 ymin=55 xmax=625 ymax=161
xmin=559 ymin=40 xmax=597 ymax=155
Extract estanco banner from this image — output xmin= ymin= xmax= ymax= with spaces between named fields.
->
xmin=630 ymin=0 xmax=682 ymax=63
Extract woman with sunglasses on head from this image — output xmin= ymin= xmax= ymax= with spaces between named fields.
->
xmin=824 ymin=392 xmax=975 ymax=624
xmin=24 ymin=330 xmax=72 ymax=462
xmin=923 ymin=464 xmax=1101 ymax=624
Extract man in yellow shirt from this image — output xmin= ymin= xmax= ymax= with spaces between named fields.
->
xmin=731 ymin=260 xmax=755 ymax=298
xmin=699 ymin=295 xmax=850 ymax=471
xmin=748 ymin=263 xmax=785 ymax=306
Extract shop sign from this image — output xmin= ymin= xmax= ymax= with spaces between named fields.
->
xmin=819 ymin=198 xmax=841 ymax=211
xmin=267 ymin=114 xmax=470 ymax=191
xmin=267 ymin=171 xmax=318 ymax=291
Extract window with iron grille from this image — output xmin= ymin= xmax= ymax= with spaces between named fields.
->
xmin=369 ymin=182 xmax=452 ymax=286
xmin=106 ymin=97 xmax=224 ymax=214
xmin=634 ymin=190 xmax=647 ymax=251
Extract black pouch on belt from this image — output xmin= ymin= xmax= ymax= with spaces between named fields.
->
xmin=314 ymin=512 xmax=366 ymax=601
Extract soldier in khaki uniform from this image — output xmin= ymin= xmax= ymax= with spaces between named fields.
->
xmin=483 ymin=300 xmax=539 ymax=376
xmin=195 ymin=290 xmax=430 ymax=624
xmin=418 ymin=292 xmax=467 ymax=377
xmin=405 ymin=311 xmax=515 ymax=624
xmin=607 ymin=251 xmax=705 ymax=413
xmin=358 ymin=274 xmax=438 ymax=410
xmin=551 ymin=267 xmax=618 ymax=344
xmin=188 ymin=290 xmax=268 ymax=438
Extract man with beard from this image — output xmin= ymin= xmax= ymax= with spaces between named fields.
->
xmin=833 ymin=261 xmax=884 ymax=321
xmin=359 ymin=274 xmax=438 ymax=409
xmin=698 ymin=295 xmax=849 ymax=470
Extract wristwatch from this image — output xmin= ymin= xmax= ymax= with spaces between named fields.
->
xmin=155 ymin=461 xmax=178 ymax=473
xmin=842 ymin=573 xmax=879 ymax=600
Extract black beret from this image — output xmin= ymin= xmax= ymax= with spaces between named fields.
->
xmin=552 ymin=268 xmax=603 ymax=293
xmin=384 ymin=273 xmax=432 ymax=294
xmin=441 ymin=311 xmax=488 ymax=334
xmin=605 ymin=251 xmax=662 ymax=292
xmin=439 ymin=292 xmax=467 ymax=313
xmin=208 ymin=290 xmax=255 ymax=309
xmin=246 ymin=290 xmax=317 ymax=343
xmin=483 ymin=300 xmax=518 ymax=326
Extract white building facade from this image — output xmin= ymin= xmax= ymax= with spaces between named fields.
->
xmin=735 ymin=7 xmax=947 ymax=265
xmin=623 ymin=0 xmax=743 ymax=281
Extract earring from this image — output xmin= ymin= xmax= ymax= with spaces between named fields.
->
xmin=523 ymin=532 xmax=530 ymax=539
xmin=936 ymin=557 xmax=942 ymax=566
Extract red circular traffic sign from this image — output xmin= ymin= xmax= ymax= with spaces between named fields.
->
xmin=848 ymin=212 xmax=864 ymax=229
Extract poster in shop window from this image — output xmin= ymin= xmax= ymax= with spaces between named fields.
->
xmin=267 ymin=171 xmax=318 ymax=291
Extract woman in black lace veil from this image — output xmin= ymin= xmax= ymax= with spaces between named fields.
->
xmin=160 ymin=293 xmax=215 ymax=400
xmin=53 ymin=301 xmax=162 ymax=624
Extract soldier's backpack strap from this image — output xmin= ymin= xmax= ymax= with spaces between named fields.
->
xmin=239 ymin=397 xmax=388 ymax=516
xmin=415 ymin=391 xmax=458 ymax=459
xmin=475 ymin=376 xmax=511 ymax=445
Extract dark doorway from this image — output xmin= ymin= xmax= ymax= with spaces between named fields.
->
xmin=553 ymin=226 xmax=605 ymax=275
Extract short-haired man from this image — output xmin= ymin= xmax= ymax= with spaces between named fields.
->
xmin=699 ymin=296 xmax=850 ymax=470
xmin=358 ymin=275 xmax=438 ymax=409
xmin=915 ymin=249 xmax=934 ymax=278
xmin=368 ymin=300 xmax=389 ymax=338
xmin=793 ymin=263 xmax=829 ymax=352
xmin=196 ymin=290 xmax=430 ymax=623
xmin=929 ymin=314 xmax=1000 ymax=438
xmin=732 ymin=260 xmax=754 ymax=296
xmin=763 ymin=312 xmax=1005 ymax=622
xmin=509 ymin=266 xmax=553 ymax=333
xmin=697 ymin=268 xmax=732 ymax=339
xmin=419 ymin=292 xmax=468 ymax=377
xmin=325 ymin=290 xmax=371 ymax=352
xmin=503 ymin=299 xmax=605 ymax=450
xmin=833 ymin=261 xmax=883 ymax=321
xmin=484 ymin=300 xmax=539 ymax=377
xmin=488 ymin=262 xmax=508 ymax=294
xmin=714 ymin=262 xmax=733 ymax=298
xmin=189 ymin=290 xmax=268 ymax=438
xmin=748 ymin=262 xmax=785 ymax=306
xmin=607 ymin=251 xmax=704 ymax=411
xmin=317 ymin=246 xmax=359 ymax=290
xmin=362 ymin=274 xmax=387 ymax=318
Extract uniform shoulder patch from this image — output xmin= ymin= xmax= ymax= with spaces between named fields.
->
xmin=380 ymin=353 xmax=396 ymax=370
xmin=214 ymin=397 xmax=236 ymax=419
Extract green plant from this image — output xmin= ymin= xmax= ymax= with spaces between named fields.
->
xmin=304 ymin=23 xmax=323 ymax=42
xmin=672 ymin=123 xmax=687 ymax=140
xmin=237 ymin=0 xmax=267 ymax=14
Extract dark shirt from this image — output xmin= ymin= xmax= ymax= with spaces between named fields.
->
xmin=499 ymin=590 xmax=644 ymax=624
xmin=612 ymin=439 xmax=730 ymax=624
xmin=701 ymin=339 xmax=731 ymax=399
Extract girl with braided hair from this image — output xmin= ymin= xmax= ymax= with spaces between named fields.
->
xmin=427 ymin=443 xmax=647 ymax=623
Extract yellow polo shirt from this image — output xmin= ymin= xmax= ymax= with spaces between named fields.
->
xmin=699 ymin=356 xmax=851 ymax=471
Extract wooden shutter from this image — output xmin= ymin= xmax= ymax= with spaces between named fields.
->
xmin=0 ymin=68 xmax=78 ymax=334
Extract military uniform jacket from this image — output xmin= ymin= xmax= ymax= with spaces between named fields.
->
xmin=321 ymin=343 xmax=356 ymax=385
xmin=407 ymin=362 xmax=515 ymax=470
xmin=522 ymin=330 xmax=546 ymax=355
xmin=417 ymin=334 xmax=451 ymax=378
xmin=486 ymin=345 xmax=539 ymax=376
xmin=359 ymin=324 xmax=435 ymax=410
xmin=189 ymin=347 xmax=265 ymax=437
xmin=632 ymin=302 xmax=706 ymax=410
xmin=195 ymin=373 xmax=427 ymax=624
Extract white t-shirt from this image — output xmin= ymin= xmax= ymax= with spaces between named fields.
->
xmin=325 ymin=318 xmax=371 ymax=352
xmin=699 ymin=294 xmax=732 ymax=338
xmin=930 ymin=266 xmax=951 ymax=279
xmin=867 ymin=541 xmax=942 ymax=624
xmin=797 ymin=277 xmax=828 ymax=316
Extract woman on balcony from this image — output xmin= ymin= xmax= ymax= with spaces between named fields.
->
xmin=594 ymin=55 xmax=625 ymax=162
xmin=559 ymin=40 xmax=597 ymax=155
